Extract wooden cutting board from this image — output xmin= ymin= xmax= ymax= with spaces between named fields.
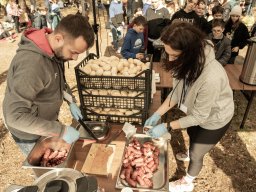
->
xmin=81 ymin=142 xmax=125 ymax=176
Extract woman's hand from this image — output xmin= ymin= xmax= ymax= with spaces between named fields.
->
xmin=144 ymin=112 xmax=161 ymax=127
xmin=148 ymin=123 xmax=168 ymax=138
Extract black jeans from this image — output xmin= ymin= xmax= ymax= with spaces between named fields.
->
xmin=12 ymin=15 xmax=20 ymax=33
xmin=186 ymin=121 xmax=231 ymax=176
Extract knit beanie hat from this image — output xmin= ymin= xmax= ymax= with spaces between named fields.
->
xmin=230 ymin=5 xmax=242 ymax=16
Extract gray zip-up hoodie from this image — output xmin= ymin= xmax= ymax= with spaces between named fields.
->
xmin=3 ymin=28 xmax=66 ymax=141
xmin=169 ymin=43 xmax=234 ymax=130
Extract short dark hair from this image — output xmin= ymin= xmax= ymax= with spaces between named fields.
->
xmin=132 ymin=16 xmax=147 ymax=26
xmin=212 ymin=19 xmax=225 ymax=28
xmin=54 ymin=14 xmax=94 ymax=48
xmin=160 ymin=21 xmax=211 ymax=85
xmin=212 ymin=5 xmax=224 ymax=15
xmin=197 ymin=0 xmax=206 ymax=6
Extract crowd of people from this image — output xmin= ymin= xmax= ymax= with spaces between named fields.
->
xmin=1 ymin=1 xmax=256 ymax=192
xmin=0 ymin=0 xmax=67 ymax=41
xmin=106 ymin=0 xmax=255 ymax=65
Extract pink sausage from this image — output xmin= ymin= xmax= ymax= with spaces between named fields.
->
xmin=120 ymin=169 xmax=126 ymax=179
xmin=137 ymin=176 xmax=146 ymax=186
xmin=48 ymin=150 xmax=58 ymax=159
xmin=126 ymin=178 xmax=137 ymax=187
xmin=43 ymin=148 xmax=52 ymax=159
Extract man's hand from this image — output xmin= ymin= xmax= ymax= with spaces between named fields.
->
xmin=148 ymin=123 xmax=168 ymax=138
xmin=232 ymin=46 xmax=239 ymax=52
xmin=117 ymin=26 xmax=123 ymax=31
xmin=62 ymin=126 xmax=80 ymax=144
xmin=144 ymin=112 xmax=161 ymax=127
xmin=69 ymin=103 xmax=83 ymax=121
xmin=136 ymin=53 xmax=144 ymax=60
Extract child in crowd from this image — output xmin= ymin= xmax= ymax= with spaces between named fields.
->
xmin=195 ymin=0 xmax=206 ymax=18
xmin=208 ymin=19 xmax=231 ymax=66
xmin=6 ymin=0 xmax=23 ymax=33
xmin=50 ymin=0 xmax=61 ymax=30
xmin=166 ymin=2 xmax=176 ymax=19
xmin=195 ymin=0 xmax=209 ymax=34
xmin=32 ymin=8 xmax=47 ymax=29
xmin=207 ymin=5 xmax=224 ymax=34
xmin=0 ymin=22 xmax=15 ymax=42
xmin=109 ymin=0 xmax=126 ymax=52
xmin=121 ymin=16 xmax=147 ymax=59
xmin=128 ymin=8 xmax=148 ymax=51
xmin=224 ymin=5 xmax=250 ymax=64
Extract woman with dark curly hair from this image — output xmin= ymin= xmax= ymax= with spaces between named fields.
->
xmin=144 ymin=21 xmax=234 ymax=192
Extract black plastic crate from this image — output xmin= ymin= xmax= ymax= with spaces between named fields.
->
xmin=82 ymin=108 xmax=148 ymax=125
xmin=74 ymin=53 xmax=153 ymax=125
xmin=75 ymin=53 xmax=152 ymax=92
xmin=81 ymin=90 xmax=147 ymax=109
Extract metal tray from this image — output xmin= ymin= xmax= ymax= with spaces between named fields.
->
xmin=77 ymin=121 xmax=110 ymax=140
xmin=115 ymin=134 xmax=169 ymax=192
xmin=22 ymin=137 xmax=74 ymax=177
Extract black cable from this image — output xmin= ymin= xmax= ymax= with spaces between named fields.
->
xmin=169 ymin=80 xmax=181 ymax=107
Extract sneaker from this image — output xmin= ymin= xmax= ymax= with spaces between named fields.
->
xmin=176 ymin=151 xmax=190 ymax=162
xmin=169 ymin=177 xmax=194 ymax=192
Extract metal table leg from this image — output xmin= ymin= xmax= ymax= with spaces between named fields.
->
xmin=240 ymin=91 xmax=255 ymax=129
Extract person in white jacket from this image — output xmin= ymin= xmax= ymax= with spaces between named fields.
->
xmin=144 ymin=21 xmax=234 ymax=192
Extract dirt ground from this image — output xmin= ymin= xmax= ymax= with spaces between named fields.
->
xmin=0 ymin=3 xmax=256 ymax=192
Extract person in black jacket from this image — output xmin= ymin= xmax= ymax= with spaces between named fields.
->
xmin=195 ymin=0 xmax=210 ymax=34
xmin=224 ymin=5 xmax=250 ymax=64
xmin=144 ymin=0 xmax=170 ymax=62
xmin=170 ymin=0 xmax=199 ymax=27
xmin=207 ymin=5 xmax=224 ymax=34
xmin=208 ymin=19 xmax=231 ymax=66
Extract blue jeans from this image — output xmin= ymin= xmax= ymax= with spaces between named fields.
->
xmin=11 ymin=134 xmax=37 ymax=156
xmin=110 ymin=24 xmax=122 ymax=50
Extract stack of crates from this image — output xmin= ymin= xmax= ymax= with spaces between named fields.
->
xmin=74 ymin=54 xmax=152 ymax=125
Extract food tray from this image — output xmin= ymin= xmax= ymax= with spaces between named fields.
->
xmin=22 ymin=137 xmax=74 ymax=177
xmin=115 ymin=134 xmax=169 ymax=191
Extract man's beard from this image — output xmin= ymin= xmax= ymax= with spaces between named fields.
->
xmin=54 ymin=46 xmax=69 ymax=62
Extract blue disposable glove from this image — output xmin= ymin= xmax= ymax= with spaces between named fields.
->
xmin=144 ymin=112 xmax=161 ymax=127
xmin=62 ymin=126 xmax=80 ymax=144
xmin=69 ymin=102 xmax=83 ymax=121
xmin=148 ymin=123 xmax=168 ymax=138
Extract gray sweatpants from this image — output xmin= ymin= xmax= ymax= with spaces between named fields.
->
xmin=187 ymin=121 xmax=231 ymax=176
